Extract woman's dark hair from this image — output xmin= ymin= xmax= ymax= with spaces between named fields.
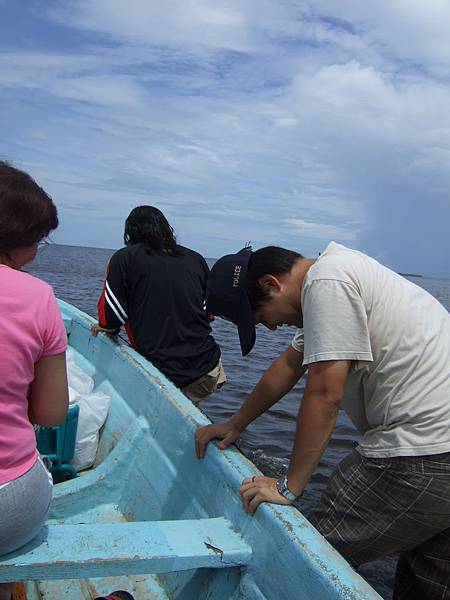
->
xmin=247 ymin=246 xmax=303 ymax=309
xmin=124 ymin=205 xmax=180 ymax=255
xmin=0 ymin=160 xmax=58 ymax=254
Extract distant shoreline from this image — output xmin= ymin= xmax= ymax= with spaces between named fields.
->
xmin=399 ymin=272 xmax=422 ymax=278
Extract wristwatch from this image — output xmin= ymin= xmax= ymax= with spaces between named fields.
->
xmin=276 ymin=475 xmax=298 ymax=502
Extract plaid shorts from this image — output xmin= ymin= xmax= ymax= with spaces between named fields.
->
xmin=310 ymin=449 xmax=450 ymax=600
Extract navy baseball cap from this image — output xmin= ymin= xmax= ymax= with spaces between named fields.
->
xmin=206 ymin=247 xmax=256 ymax=356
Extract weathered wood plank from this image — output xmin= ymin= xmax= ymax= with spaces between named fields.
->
xmin=0 ymin=518 xmax=251 ymax=582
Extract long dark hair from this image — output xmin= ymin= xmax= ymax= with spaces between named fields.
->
xmin=0 ymin=160 xmax=58 ymax=254
xmin=124 ymin=206 xmax=180 ymax=256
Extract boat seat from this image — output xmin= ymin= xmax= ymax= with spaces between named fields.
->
xmin=0 ymin=517 xmax=252 ymax=582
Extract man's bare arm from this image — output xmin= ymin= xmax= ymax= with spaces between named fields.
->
xmin=240 ymin=359 xmax=350 ymax=515
xmin=195 ymin=345 xmax=307 ymax=458
xmin=286 ymin=359 xmax=350 ymax=496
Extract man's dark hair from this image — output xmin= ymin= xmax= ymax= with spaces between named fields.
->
xmin=0 ymin=160 xmax=58 ymax=254
xmin=247 ymin=246 xmax=303 ymax=309
xmin=124 ymin=205 xmax=180 ymax=256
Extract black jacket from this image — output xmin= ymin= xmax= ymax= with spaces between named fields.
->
xmin=98 ymin=243 xmax=220 ymax=387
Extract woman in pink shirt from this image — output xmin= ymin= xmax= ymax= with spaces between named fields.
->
xmin=0 ymin=161 xmax=68 ymax=600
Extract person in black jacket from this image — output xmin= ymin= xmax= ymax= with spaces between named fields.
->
xmin=93 ymin=205 xmax=225 ymax=402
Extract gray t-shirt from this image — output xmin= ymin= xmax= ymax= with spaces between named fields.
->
xmin=292 ymin=242 xmax=450 ymax=457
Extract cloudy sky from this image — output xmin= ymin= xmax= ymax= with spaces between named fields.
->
xmin=1 ymin=1 xmax=449 ymax=277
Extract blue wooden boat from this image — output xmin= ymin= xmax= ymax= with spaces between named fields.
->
xmin=0 ymin=301 xmax=382 ymax=599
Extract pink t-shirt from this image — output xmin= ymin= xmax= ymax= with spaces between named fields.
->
xmin=0 ymin=265 xmax=67 ymax=485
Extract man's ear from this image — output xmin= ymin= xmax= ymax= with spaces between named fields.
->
xmin=257 ymin=274 xmax=281 ymax=294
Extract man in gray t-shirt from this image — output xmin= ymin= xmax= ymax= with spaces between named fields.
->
xmin=196 ymin=242 xmax=450 ymax=600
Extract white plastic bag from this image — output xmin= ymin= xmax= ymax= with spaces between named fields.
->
xmin=67 ymin=349 xmax=94 ymax=396
xmin=66 ymin=348 xmax=110 ymax=472
xmin=71 ymin=391 xmax=110 ymax=472
xmin=68 ymin=385 xmax=80 ymax=407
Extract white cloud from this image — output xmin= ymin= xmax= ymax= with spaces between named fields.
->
xmin=1 ymin=0 xmax=450 ymax=275
xmin=285 ymin=218 xmax=358 ymax=242
xmin=308 ymin=0 xmax=450 ymax=75
xmin=47 ymin=0 xmax=266 ymax=53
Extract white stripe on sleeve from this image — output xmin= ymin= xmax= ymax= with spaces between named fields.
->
xmin=106 ymin=281 xmax=128 ymax=320
xmin=105 ymin=292 xmax=125 ymax=325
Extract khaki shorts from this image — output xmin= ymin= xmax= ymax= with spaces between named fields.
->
xmin=182 ymin=361 xmax=227 ymax=404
